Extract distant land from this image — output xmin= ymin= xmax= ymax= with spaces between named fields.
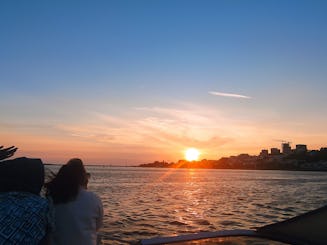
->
xmin=139 ymin=144 xmax=327 ymax=171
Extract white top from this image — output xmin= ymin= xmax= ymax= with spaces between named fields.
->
xmin=51 ymin=188 xmax=103 ymax=245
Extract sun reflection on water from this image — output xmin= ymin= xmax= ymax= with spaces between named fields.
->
xmin=47 ymin=166 xmax=327 ymax=244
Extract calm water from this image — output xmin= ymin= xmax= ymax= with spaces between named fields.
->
xmin=47 ymin=166 xmax=327 ymax=244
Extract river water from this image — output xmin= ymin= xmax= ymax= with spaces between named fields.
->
xmin=47 ymin=166 xmax=327 ymax=244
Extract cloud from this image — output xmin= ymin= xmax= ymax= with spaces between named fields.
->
xmin=53 ymin=105 xmax=234 ymax=155
xmin=209 ymin=91 xmax=252 ymax=99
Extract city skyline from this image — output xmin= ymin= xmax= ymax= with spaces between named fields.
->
xmin=1 ymin=1 xmax=327 ymax=164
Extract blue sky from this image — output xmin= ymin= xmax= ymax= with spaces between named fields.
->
xmin=1 ymin=0 xmax=327 ymax=164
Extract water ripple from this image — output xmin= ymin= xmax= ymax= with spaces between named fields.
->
xmin=47 ymin=166 xmax=327 ymax=245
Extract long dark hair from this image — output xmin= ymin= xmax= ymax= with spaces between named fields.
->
xmin=45 ymin=158 xmax=87 ymax=204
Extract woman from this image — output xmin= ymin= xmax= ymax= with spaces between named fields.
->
xmin=0 ymin=156 xmax=51 ymax=245
xmin=46 ymin=158 xmax=103 ymax=245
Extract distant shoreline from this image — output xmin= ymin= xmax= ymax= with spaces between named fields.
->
xmin=44 ymin=163 xmax=327 ymax=172
xmin=138 ymin=148 xmax=327 ymax=172
xmin=137 ymin=165 xmax=327 ymax=172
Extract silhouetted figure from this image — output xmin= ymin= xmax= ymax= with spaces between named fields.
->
xmin=0 ymin=145 xmax=17 ymax=161
xmin=0 ymin=157 xmax=52 ymax=244
xmin=46 ymin=158 xmax=103 ymax=245
xmin=83 ymin=172 xmax=91 ymax=189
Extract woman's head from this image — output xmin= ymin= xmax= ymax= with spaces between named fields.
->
xmin=45 ymin=158 xmax=88 ymax=204
xmin=64 ymin=158 xmax=88 ymax=185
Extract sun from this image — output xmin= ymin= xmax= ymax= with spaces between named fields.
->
xmin=185 ymin=148 xmax=200 ymax=161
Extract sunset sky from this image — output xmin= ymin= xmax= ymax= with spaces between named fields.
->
xmin=1 ymin=1 xmax=327 ymax=164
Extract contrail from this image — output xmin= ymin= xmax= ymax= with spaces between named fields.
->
xmin=209 ymin=91 xmax=251 ymax=99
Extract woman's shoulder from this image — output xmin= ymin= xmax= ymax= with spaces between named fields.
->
xmin=1 ymin=191 xmax=48 ymax=208
xmin=80 ymin=189 xmax=102 ymax=203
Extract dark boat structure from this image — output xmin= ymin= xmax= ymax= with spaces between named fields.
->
xmin=139 ymin=205 xmax=327 ymax=245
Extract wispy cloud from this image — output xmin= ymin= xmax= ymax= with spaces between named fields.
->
xmin=2 ymin=103 xmax=279 ymax=164
xmin=209 ymin=91 xmax=252 ymax=99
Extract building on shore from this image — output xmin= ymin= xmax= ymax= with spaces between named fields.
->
xmin=271 ymin=148 xmax=280 ymax=155
xmin=282 ymin=143 xmax=292 ymax=155
xmin=295 ymin=144 xmax=307 ymax=153
xmin=259 ymin=149 xmax=269 ymax=158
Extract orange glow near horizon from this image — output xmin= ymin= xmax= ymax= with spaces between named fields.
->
xmin=3 ymin=128 xmax=327 ymax=165
xmin=185 ymin=148 xmax=200 ymax=161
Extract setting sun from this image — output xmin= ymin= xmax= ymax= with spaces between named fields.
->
xmin=185 ymin=148 xmax=200 ymax=161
